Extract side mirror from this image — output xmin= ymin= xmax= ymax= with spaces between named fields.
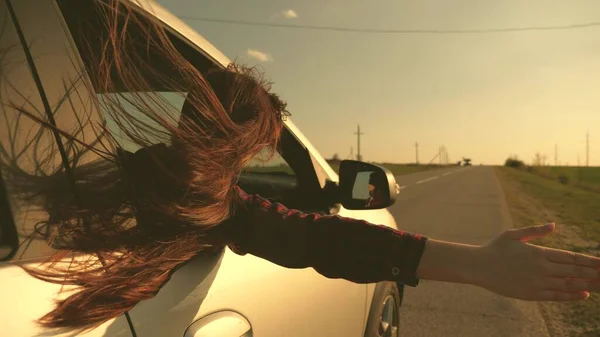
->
xmin=338 ymin=160 xmax=399 ymax=210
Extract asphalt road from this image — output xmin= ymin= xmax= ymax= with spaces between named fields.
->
xmin=391 ymin=166 xmax=550 ymax=337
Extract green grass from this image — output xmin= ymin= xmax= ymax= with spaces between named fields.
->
xmin=496 ymin=167 xmax=600 ymax=336
xmin=499 ymin=167 xmax=600 ymax=242
xmin=527 ymin=166 xmax=600 ymax=193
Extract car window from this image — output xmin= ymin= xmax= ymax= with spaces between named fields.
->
xmin=97 ymin=91 xmax=188 ymax=152
xmin=96 ymin=93 xmax=296 ymax=176
xmin=237 ymin=147 xmax=300 ymax=204
xmin=96 ymin=92 xmax=301 ymax=204
xmin=0 ymin=1 xmax=64 ymax=261
xmin=242 ymin=148 xmax=295 ymax=176
xmin=96 ymin=90 xmax=299 ymax=181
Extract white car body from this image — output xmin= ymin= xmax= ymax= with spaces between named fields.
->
xmin=0 ymin=1 xmax=399 ymax=336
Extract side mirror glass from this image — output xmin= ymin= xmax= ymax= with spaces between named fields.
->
xmin=339 ymin=160 xmax=399 ymax=210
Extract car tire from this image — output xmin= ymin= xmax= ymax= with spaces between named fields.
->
xmin=364 ymin=282 xmax=401 ymax=337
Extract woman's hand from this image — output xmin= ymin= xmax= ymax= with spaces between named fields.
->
xmin=475 ymin=223 xmax=600 ymax=301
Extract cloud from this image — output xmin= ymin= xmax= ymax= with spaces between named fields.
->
xmin=281 ymin=9 xmax=298 ymax=19
xmin=246 ymin=49 xmax=273 ymax=62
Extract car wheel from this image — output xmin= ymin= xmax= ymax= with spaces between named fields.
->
xmin=364 ymin=282 xmax=401 ymax=337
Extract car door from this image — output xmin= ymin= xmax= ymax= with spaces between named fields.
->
xmin=44 ymin=1 xmax=368 ymax=337
xmin=0 ymin=0 xmax=134 ymax=336
xmin=123 ymin=145 xmax=367 ymax=337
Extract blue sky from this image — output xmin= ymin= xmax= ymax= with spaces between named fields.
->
xmin=157 ymin=0 xmax=600 ymax=166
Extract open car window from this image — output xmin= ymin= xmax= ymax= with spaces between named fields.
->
xmin=243 ymin=150 xmax=294 ymax=176
xmin=238 ymin=148 xmax=299 ymax=205
xmin=95 ymin=92 xmax=303 ymax=206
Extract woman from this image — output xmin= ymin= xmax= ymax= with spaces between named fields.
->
xmin=366 ymin=172 xmax=387 ymax=208
xmin=3 ymin=1 xmax=600 ymax=333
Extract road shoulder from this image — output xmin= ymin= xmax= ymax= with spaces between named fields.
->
xmin=495 ymin=167 xmax=600 ymax=337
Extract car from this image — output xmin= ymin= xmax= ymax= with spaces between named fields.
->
xmin=0 ymin=1 xmax=404 ymax=336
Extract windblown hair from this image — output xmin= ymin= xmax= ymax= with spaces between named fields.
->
xmin=0 ymin=0 xmax=287 ymax=332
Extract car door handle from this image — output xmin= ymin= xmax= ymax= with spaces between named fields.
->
xmin=184 ymin=311 xmax=252 ymax=337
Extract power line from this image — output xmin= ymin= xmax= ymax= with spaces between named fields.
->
xmin=178 ymin=16 xmax=600 ymax=34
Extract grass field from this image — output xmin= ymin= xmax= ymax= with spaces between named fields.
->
xmin=496 ymin=166 xmax=600 ymax=337
xmin=526 ymin=166 xmax=600 ymax=193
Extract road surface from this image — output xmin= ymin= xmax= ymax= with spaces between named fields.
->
xmin=391 ymin=166 xmax=550 ymax=337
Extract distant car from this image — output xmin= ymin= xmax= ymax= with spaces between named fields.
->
xmin=0 ymin=1 xmax=404 ymax=336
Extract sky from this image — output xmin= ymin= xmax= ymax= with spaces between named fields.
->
xmin=156 ymin=0 xmax=600 ymax=166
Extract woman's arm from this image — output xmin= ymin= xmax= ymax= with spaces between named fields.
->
xmin=414 ymin=239 xmax=480 ymax=284
xmin=225 ymin=187 xmax=428 ymax=286
xmin=416 ymin=224 xmax=600 ymax=301
xmin=226 ymin=187 xmax=600 ymax=301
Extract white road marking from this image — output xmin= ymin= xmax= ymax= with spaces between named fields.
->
xmin=400 ymin=185 xmax=408 ymax=190
xmin=442 ymin=172 xmax=453 ymax=176
xmin=416 ymin=176 xmax=439 ymax=184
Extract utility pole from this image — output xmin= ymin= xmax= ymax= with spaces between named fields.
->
xmin=587 ymin=132 xmax=590 ymax=167
xmin=439 ymin=146 xmax=442 ymax=165
xmin=554 ymin=144 xmax=558 ymax=166
xmin=415 ymin=142 xmax=419 ymax=164
xmin=354 ymin=125 xmax=363 ymax=162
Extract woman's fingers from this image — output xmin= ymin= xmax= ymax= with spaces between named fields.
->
xmin=542 ymin=277 xmax=600 ymax=292
xmin=544 ymin=248 xmax=600 ymax=267
xmin=535 ymin=290 xmax=590 ymax=302
xmin=546 ymin=262 xmax=600 ymax=279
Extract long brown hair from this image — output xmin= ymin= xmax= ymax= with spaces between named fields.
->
xmin=0 ymin=0 xmax=287 ymax=332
